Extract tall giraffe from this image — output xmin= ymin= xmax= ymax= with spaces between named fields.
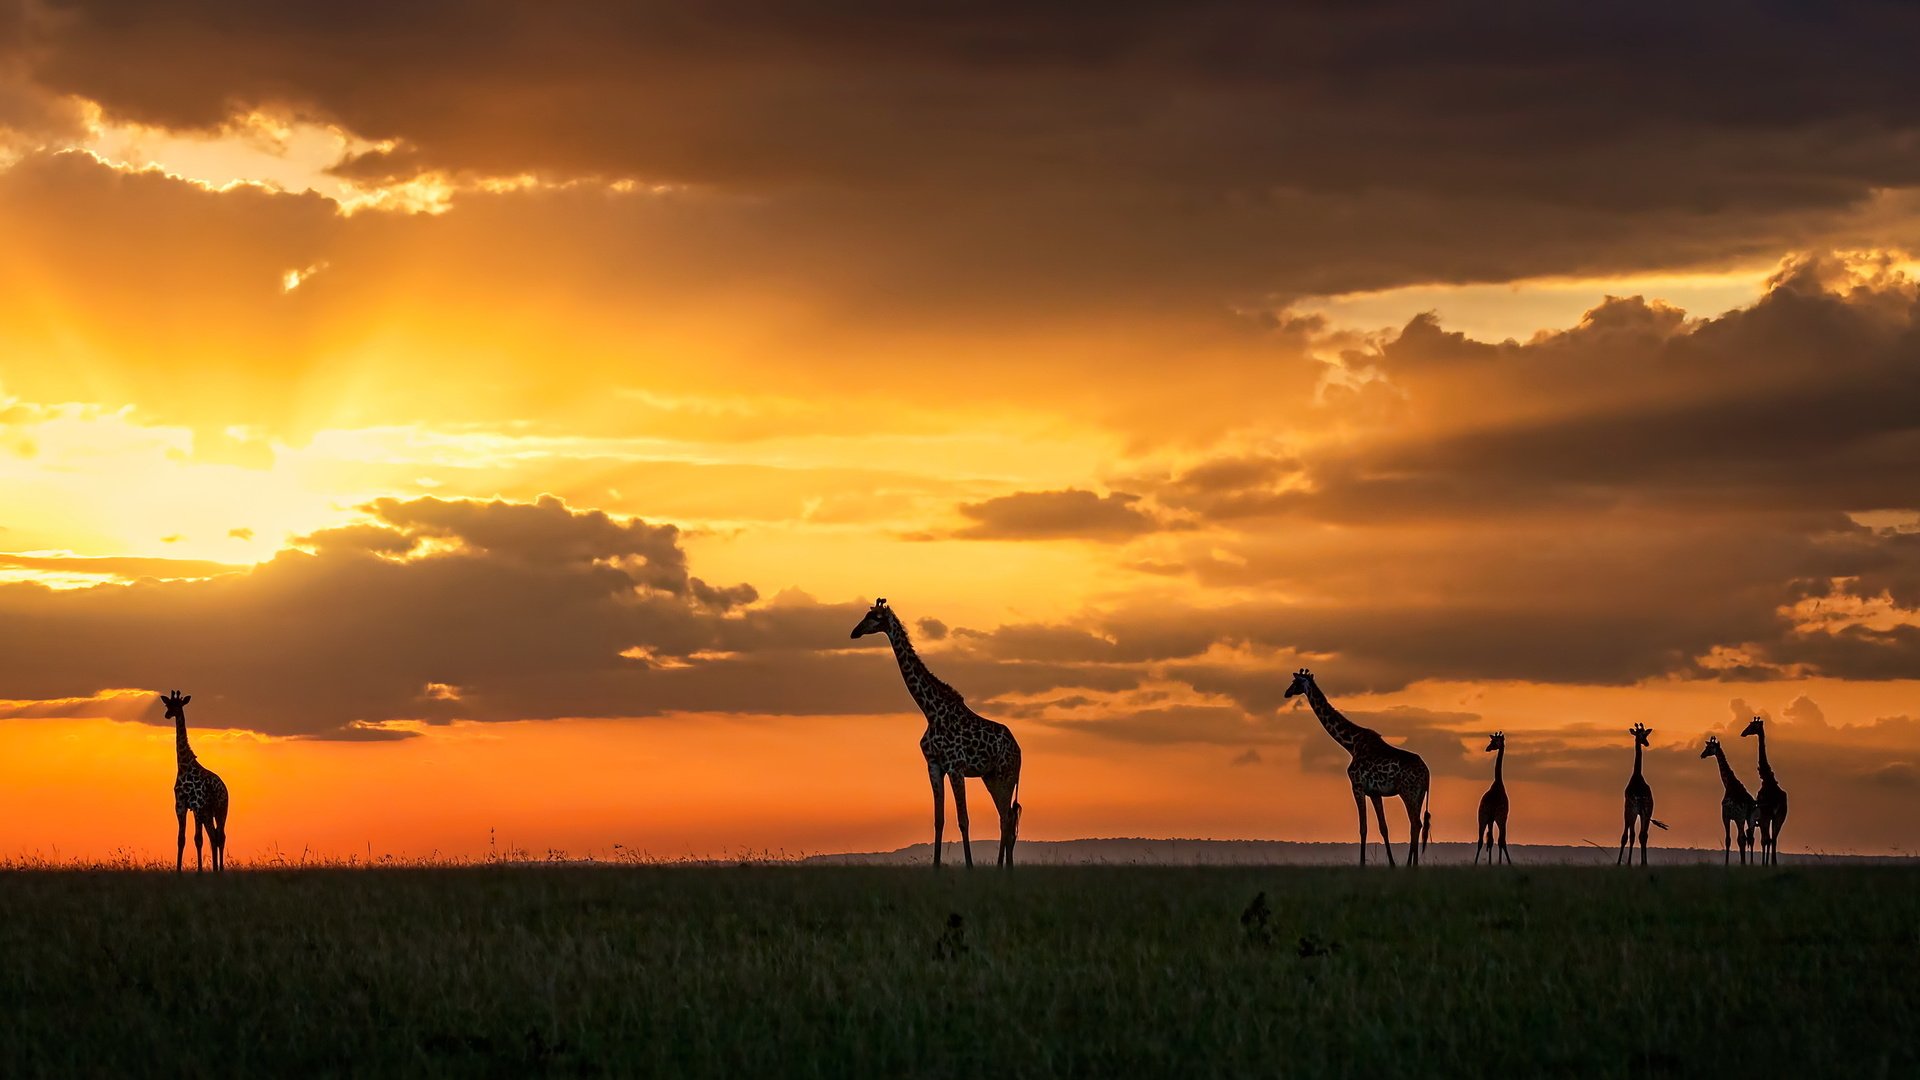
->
xmin=1283 ymin=669 xmax=1431 ymax=867
xmin=850 ymin=599 xmax=1022 ymax=868
xmin=1741 ymin=717 xmax=1789 ymax=865
xmin=161 ymin=690 xmax=229 ymax=873
xmin=1474 ymin=731 xmax=1511 ymax=865
xmin=1615 ymin=723 xmax=1667 ymax=866
xmin=1699 ymin=735 xmax=1757 ymax=865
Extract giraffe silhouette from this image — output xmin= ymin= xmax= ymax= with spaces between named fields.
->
xmin=1741 ymin=717 xmax=1789 ymax=865
xmin=1283 ymin=669 xmax=1431 ymax=866
xmin=851 ymin=599 xmax=1022 ymax=868
xmin=1700 ymin=735 xmax=1757 ymax=865
xmin=1615 ymin=723 xmax=1667 ymax=866
xmin=1474 ymin=731 xmax=1510 ymax=865
xmin=161 ymin=690 xmax=229 ymax=873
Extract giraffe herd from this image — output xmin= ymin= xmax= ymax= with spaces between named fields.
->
xmin=152 ymin=597 xmax=1795 ymax=872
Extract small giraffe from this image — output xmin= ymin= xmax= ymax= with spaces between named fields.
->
xmin=1474 ymin=731 xmax=1511 ymax=865
xmin=1742 ymin=717 xmax=1789 ymax=865
xmin=1616 ymin=723 xmax=1667 ymax=866
xmin=1283 ymin=669 xmax=1431 ymax=867
xmin=851 ymin=599 xmax=1022 ymax=868
xmin=161 ymin=690 xmax=229 ymax=873
xmin=1700 ymin=735 xmax=1757 ymax=865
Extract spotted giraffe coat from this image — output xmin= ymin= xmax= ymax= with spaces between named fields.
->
xmin=174 ymin=720 xmax=228 ymax=823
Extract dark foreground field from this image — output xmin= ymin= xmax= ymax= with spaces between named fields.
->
xmin=3 ymin=866 xmax=1915 ymax=1077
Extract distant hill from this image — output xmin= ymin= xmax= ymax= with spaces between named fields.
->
xmin=803 ymin=837 xmax=1914 ymax=866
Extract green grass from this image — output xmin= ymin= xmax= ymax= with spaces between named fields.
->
xmin=2 ymin=866 xmax=1915 ymax=1076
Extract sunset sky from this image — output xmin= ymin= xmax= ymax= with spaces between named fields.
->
xmin=2 ymin=2 xmax=1917 ymax=861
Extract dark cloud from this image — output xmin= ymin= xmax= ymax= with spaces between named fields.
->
xmin=0 ymin=497 xmax=836 ymax=736
xmin=953 ymin=489 xmax=1167 ymax=542
xmin=0 ymin=496 xmax=1154 ymax=737
xmin=1076 ymin=268 xmax=1920 ymax=688
xmin=914 ymin=617 xmax=948 ymax=641
xmin=1865 ymin=761 xmax=1920 ymax=788
xmin=9 ymin=1 xmax=1920 ymax=311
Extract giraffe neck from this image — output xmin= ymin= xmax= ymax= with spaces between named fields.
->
xmin=1754 ymin=729 xmax=1775 ymax=783
xmin=1711 ymin=746 xmax=1747 ymax=796
xmin=175 ymin=714 xmax=196 ymax=768
xmin=1303 ymin=680 xmax=1371 ymax=752
xmin=1631 ymin=741 xmax=1644 ymax=781
xmin=1493 ymin=745 xmax=1504 ymax=784
xmin=884 ymin=619 xmax=952 ymax=725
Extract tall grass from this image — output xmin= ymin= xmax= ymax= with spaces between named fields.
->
xmin=2 ymin=866 xmax=1914 ymax=1076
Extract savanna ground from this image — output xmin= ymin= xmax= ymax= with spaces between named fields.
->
xmin=2 ymin=864 xmax=1914 ymax=1077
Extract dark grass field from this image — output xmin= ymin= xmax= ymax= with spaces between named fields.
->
xmin=4 ymin=866 xmax=1916 ymax=1077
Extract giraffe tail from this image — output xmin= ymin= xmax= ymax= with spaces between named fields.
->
xmin=1650 ymin=819 xmax=1669 ymax=831
xmin=1421 ymin=807 xmax=1432 ymax=855
xmin=1011 ymin=779 xmax=1023 ymax=840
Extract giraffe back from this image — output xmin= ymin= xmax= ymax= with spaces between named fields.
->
xmin=175 ymin=762 xmax=228 ymax=816
xmin=922 ymin=703 xmax=1021 ymax=778
xmin=1349 ymin=737 xmax=1428 ymax=797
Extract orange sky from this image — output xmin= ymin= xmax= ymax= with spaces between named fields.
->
xmin=2 ymin=3 xmax=1918 ymax=861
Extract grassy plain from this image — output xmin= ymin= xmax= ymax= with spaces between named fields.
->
xmin=2 ymin=865 xmax=1914 ymax=1076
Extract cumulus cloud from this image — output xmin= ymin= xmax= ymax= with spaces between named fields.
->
xmin=0 ymin=495 xmax=1156 ymax=737
xmin=0 ymin=496 xmax=812 ymax=737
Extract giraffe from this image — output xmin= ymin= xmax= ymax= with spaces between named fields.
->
xmin=1474 ymin=731 xmax=1511 ymax=865
xmin=1283 ymin=669 xmax=1431 ymax=867
xmin=1616 ymin=723 xmax=1667 ymax=866
xmin=850 ymin=599 xmax=1022 ymax=868
xmin=1742 ymin=717 xmax=1789 ymax=865
xmin=1700 ymin=735 xmax=1757 ymax=865
xmin=161 ymin=690 xmax=229 ymax=873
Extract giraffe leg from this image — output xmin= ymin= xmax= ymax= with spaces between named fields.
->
xmin=1617 ymin=808 xmax=1634 ymax=866
xmin=1723 ymin=818 xmax=1732 ymax=866
xmin=1474 ymin=823 xmax=1484 ymax=864
xmin=174 ymin=807 xmax=187 ymax=874
xmin=950 ymin=773 xmax=973 ymax=870
xmin=1352 ymin=789 xmax=1368 ymax=867
xmin=1370 ymin=794 xmax=1395 ymax=867
xmin=928 ymin=764 xmax=946 ymax=869
xmin=1497 ymin=819 xmax=1510 ymax=864
xmin=1637 ymin=815 xmax=1650 ymax=867
xmin=1400 ymin=791 xmax=1422 ymax=866
xmin=984 ymin=774 xmax=1018 ymax=868
xmin=1771 ymin=810 xmax=1785 ymax=865
xmin=192 ymin=812 xmax=206 ymax=874
xmin=213 ymin=811 xmax=228 ymax=873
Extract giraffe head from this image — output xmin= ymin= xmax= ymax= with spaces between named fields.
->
xmin=1700 ymin=734 xmax=1721 ymax=759
xmin=1740 ymin=715 xmax=1765 ymax=738
xmin=849 ymin=598 xmax=899 ymax=640
xmin=1485 ymin=731 xmax=1505 ymax=753
xmin=1282 ymin=669 xmax=1314 ymax=699
xmin=1629 ymin=722 xmax=1652 ymax=747
xmin=160 ymin=689 xmax=191 ymax=722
